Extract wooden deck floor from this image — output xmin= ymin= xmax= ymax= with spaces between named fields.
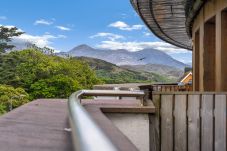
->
xmin=0 ymin=99 xmax=73 ymax=151
xmin=0 ymin=98 xmax=155 ymax=151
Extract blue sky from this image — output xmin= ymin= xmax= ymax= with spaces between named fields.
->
xmin=0 ymin=0 xmax=192 ymax=63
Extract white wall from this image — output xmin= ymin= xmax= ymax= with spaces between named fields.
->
xmin=105 ymin=113 xmax=149 ymax=151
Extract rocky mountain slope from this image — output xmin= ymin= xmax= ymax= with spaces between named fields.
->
xmin=75 ymin=56 xmax=175 ymax=83
xmin=58 ymin=44 xmax=188 ymax=69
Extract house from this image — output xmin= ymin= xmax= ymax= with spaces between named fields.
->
xmin=131 ymin=0 xmax=227 ymax=92
xmin=2 ymin=1 xmax=227 ymax=151
xmin=178 ymin=71 xmax=192 ymax=85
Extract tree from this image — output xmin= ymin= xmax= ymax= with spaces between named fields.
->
xmin=0 ymin=85 xmax=29 ymax=114
xmin=0 ymin=49 xmax=102 ymax=100
xmin=0 ymin=26 xmax=24 ymax=53
xmin=29 ymin=75 xmax=81 ymax=99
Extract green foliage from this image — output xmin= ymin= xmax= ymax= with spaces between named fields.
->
xmin=96 ymin=70 xmax=149 ymax=84
xmin=30 ymin=75 xmax=81 ymax=99
xmin=76 ymin=56 xmax=172 ymax=84
xmin=0 ymin=49 xmax=101 ymax=100
xmin=0 ymin=26 xmax=24 ymax=53
xmin=0 ymin=85 xmax=29 ymax=114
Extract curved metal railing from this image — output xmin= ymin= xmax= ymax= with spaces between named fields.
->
xmin=68 ymin=90 xmax=145 ymax=151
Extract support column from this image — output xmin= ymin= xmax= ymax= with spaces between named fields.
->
xmin=199 ymin=10 xmax=205 ymax=91
xmin=216 ymin=11 xmax=222 ymax=91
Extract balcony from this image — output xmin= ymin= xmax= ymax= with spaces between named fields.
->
xmin=0 ymin=84 xmax=226 ymax=151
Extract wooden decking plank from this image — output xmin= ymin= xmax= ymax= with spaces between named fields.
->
xmin=0 ymin=99 xmax=72 ymax=151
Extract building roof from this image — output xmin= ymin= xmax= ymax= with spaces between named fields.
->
xmin=130 ymin=0 xmax=206 ymax=50
xmin=178 ymin=71 xmax=192 ymax=83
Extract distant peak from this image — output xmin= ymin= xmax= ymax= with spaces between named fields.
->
xmin=75 ymin=44 xmax=94 ymax=50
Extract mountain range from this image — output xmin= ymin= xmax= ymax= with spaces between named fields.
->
xmin=75 ymin=56 xmax=175 ymax=83
xmin=58 ymin=44 xmax=188 ymax=69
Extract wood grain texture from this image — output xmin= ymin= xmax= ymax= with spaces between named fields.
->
xmin=201 ymin=95 xmax=213 ymax=151
xmin=188 ymin=95 xmax=200 ymax=151
xmin=161 ymin=95 xmax=173 ymax=151
xmin=152 ymin=94 xmax=161 ymax=151
xmin=214 ymin=95 xmax=226 ymax=151
xmin=0 ymin=99 xmax=73 ymax=151
xmin=174 ymin=95 xmax=187 ymax=151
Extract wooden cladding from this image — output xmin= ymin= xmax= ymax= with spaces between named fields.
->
xmin=152 ymin=85 xmax=192 ymax=92
xmin=192 ymin=2 xmax=227 ymax=91
xmin=221 ymin=10 xmax=227 ymax=91
xmin=203 ymin=17 xmax=216 ymax=91
xmin=194 ymin=30 xmax=200 ymax=91
xmin=152 ymin=93 xmax=227 ymax=151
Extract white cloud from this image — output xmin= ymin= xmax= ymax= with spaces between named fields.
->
xmin=56 ymin=26 xmax=71 ymax=31
xmin=13 ymin=33 xmax=66 ymax=48
xmin=109 ymin=21 xmax=144 ymax=31
xmin=90 ymin=32 xmax=124 ymax=41
xmin=0 ymin=16 xmax=7 ymax=20
xmin=96 ymin=40 xmax=188 ymax=54
xmin=57 ymin=35 xmax=67 ymax=39
xmin=34 ymin=19 xmax=53 ymax=25
xmin=143 ymin=32 xmax=152 ymax=36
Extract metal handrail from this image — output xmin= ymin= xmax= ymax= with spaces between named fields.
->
xmin=68 ymin=90 xmax=145 ymax=151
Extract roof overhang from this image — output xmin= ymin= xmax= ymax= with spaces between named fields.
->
xmin=185 ymin=0 xmax=207 ymax=37
xmin=131 ymin=0 xmax=195 ymax=50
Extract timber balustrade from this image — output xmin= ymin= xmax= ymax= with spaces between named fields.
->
xmin=151 ymin=91 xmax=227 ymax=151
xmin=152 ymin=84 xmax=192 ymax=92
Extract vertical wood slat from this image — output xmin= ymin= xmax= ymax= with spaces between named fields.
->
xmin=188 ymin=95 xmax=200 ymax=151
xmin=201 ymin=95 xmax=214 ymax=151
xmin=174 ymin=95 xmax=187 ymax=151
xmin=151 ymin=94 xmax=161 ymax=151
xmin=214 ymin=95 xmax=226 ymax=151
xmin=161 ymin=95 xmax=173 ymax=151
xmin=154 ymin=93 xmax=227 ymax=151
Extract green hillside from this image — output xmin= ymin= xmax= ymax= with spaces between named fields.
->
xmin=75 ymin=56 xmax=173 ymax=84
xmin=0 ymin=49 xmax=101 ymax=114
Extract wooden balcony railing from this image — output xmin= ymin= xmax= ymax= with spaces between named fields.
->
xmin=151 ymin=91 xmax=227 ymax=151
xmin=152 ymin=84 xmax=192 ymax=92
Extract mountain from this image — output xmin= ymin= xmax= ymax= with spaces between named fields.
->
xmin=59 ymin=44 xmax=188 ymax=69
xmin=75 ymin=56 xmax=175 ymax=84
xmin=121 ymin=64 xmax=184 ymax=80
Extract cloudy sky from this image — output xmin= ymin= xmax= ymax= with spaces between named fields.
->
xmin=0 ymin=0 xmax=191 ymax=63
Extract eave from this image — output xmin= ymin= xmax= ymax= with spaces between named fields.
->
xmin=131 ymin=0 xmax=193 ymax=50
